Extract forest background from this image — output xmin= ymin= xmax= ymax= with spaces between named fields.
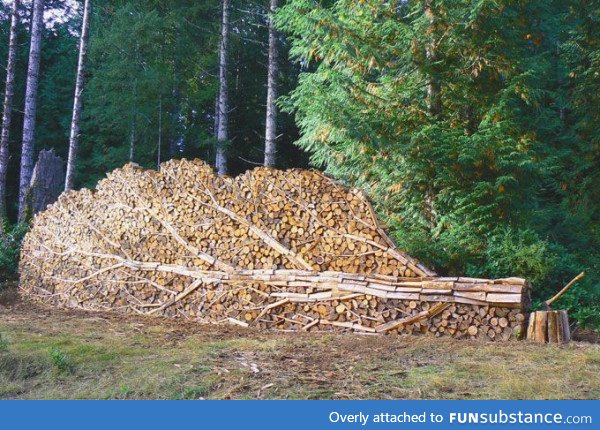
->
xmin=0 ymin=0 xmax=598 ymax=328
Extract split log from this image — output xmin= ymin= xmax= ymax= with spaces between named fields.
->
xmin=526 ymin=310 xmax=570 ymax=344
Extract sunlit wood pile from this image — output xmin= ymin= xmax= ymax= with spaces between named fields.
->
xmin=20 ymin=160 xmax=529 ymax=340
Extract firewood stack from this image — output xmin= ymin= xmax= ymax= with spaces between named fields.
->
xmin=20 ymin=160 xmax=529 ymax=340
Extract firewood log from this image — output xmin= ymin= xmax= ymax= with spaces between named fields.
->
xmin=526 ymin=310 xmax=570 ymax=344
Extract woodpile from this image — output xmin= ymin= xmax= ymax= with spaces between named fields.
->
xmin=19 ymin=159 xmax=529 ymax=340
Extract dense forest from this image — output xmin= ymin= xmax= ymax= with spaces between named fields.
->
xmin=0 ymin=0 xmax=598 ymax=327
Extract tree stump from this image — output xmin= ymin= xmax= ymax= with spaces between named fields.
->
xmin=527 ymin=310 xmax=570 ymax=344
xmin=27 ymin=149 xmax=64 ymax=217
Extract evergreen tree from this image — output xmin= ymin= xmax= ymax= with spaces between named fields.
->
xmin=78 ymin=0 xmax=219 ymax=187
xmin=277 ymin=0 xmax=599 ymax=323
xmin=279 ymin=0 xmax=545 ymax=270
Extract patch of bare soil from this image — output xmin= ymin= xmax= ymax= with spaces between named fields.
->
xmin=0 ymin=282 xmax=19 ymax=307
xmin=573 ymin=328 xmax=600 ymax=344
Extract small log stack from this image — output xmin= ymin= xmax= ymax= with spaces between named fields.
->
xmin=19 ymin=159 xmax=529 ymax=340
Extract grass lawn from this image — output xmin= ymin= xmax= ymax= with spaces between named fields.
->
xmin=0 ymin=299 xmax=598 ymax=400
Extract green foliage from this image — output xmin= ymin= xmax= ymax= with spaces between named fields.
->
xmin=477 ymin=229 xmax=556 ymax=287
xmin=279 ymin=0 xmax=546 ymax=269
xmin=0 ymin=222 xmax=28 ymax=280
xmin=77 ymin=0 xmax=307 ymax=188
xmin=49 ymin=348 xmax=74 ymax=375
xmin=79 ymin=0 xmax=211 ymax=186
xmin=0 ymin=3 xmax=79 ymax=221
xmin=278 ymin=0 xmax=600 ymax=328
xmin=176 ymin=385 xmax=210 ymax=400
xmin=0 ymin=333 xmax=8 ymax=353
xmin=37 ymin=27 xmax=78 ymax=154
xmin=556 ymin=282 xmax=600 ymax=330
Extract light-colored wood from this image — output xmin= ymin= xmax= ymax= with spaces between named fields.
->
xmin=555 ymin=311 xmax=565 ymax=344
xmin=547 ymin=311 xmax=558 ymax=343
xmin=534 ymin=311 xmax=547 ymax=343
xmin=19 ymin=159 xmax=528 ymax=341
xmin=527 ymin=312 xmax=536 ymax=341
xmin=486 ymin=293 xmax=521 ymax=304
xmin=526 ymin=310 xmax=570 ymax=344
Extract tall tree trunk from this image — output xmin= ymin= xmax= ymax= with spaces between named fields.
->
xmin=129 ymin=117 xmax=135 ymax=162
xmin=422 ymin=0 xmax=440 ymax=230
xmin=64 ymin=0 xmax=91 ymax=191
xmin=264 ymin=0 xmax=279 ymax=168
xmin=18 ymin=0 xmax=44 ymax=222
xmin=213 ymin=94 xmax=220 ymax=137
xmin=0 ymin=0 xmax=20 ymax=219
xmin=157 ymin=95 xmax=162 ymax=170
xmin=169 ymin=86 xmax=183 ymax=157
xmin=129 ymin=80 xmax=137 ymax=162
xmin=215 ymin=0 xmax=230 ymax=176
xmin=29 ymin=149 xmax=64 ymax=216
xmin=169 ymin=30 xmax=184 ymax=158
xmin=424 ymin=0 xmax=440 ymax=117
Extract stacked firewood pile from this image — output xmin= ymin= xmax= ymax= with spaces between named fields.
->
xmin=20 ymin=159 xmax=528 ymax=340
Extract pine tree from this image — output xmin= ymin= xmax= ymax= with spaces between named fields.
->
xmin=564 ymin=1 xmax=600 ymax=216
xmin=76 ymin=0 xmax=221 ymax=187
xmin=277 ymin=0 xmax=551 ymax=274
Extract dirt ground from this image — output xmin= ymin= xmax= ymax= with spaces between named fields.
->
xmin=0 ymin=293 xmax=599 ymax=400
